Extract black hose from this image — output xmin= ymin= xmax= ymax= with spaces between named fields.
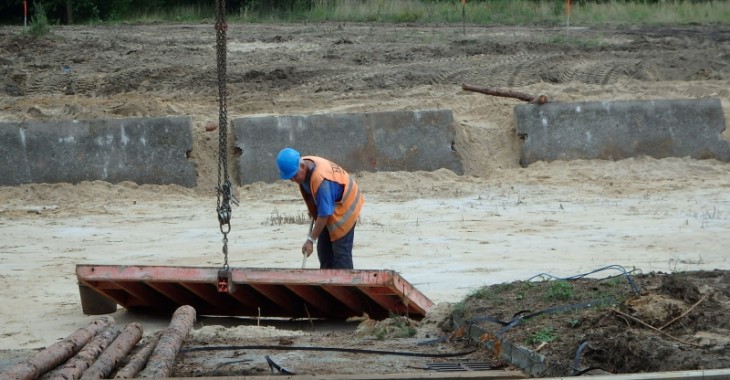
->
xmin=181 ymin=344 xmax=479 ymax=358
xmin=570 ymin=340 xmax=613 ymax=376
xmin=468 ymin=298 xmax=616 ymax=336
xmin=572 ymin=340 xmax=591 ymax=374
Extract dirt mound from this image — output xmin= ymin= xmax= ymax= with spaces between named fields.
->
xmin=138 ymin=270 xmax=730 ymax=377
xmin=450 ymin=269 xmax=730 ymax=376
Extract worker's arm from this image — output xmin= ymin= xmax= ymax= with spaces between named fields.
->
xmin=309 ymin=216 xmax=328 ymax=241
xmin=302 ymin=215 xmax=328 ymax=257
xmin=302 ymin=215 xmax=326 ymax=257
xmin=301 ymin=180 xmax=340 ymax=257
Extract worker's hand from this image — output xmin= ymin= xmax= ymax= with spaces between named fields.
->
xmin=302 ymin=240 xmax=314 ymax=257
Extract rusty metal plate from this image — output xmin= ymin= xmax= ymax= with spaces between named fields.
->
xmin=76 ymin=265 xmax=433 ymax=320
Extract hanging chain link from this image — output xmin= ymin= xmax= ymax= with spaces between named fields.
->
xmin=214 ymin=0 xmax=236 ymax=270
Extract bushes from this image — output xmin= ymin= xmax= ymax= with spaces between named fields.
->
xmin=28 ymin=2 xmax=51 ymax=37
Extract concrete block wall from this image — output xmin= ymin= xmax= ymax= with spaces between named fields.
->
xmin=3 ymin=99 xmax=727 ymax=187
xmin=232 ymin=109 xmax=463 ymax=185
xmin=0 ymin=117 xmax=196 ymax=187
xmin=515 ymin=98 xmax=730 ymax=167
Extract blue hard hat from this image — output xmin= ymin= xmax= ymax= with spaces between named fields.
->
xmin=277 ymin=147 xmax=301 ymax=180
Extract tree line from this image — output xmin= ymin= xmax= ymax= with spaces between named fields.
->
xmin=0 ymin=0 xmax=719 ymax=26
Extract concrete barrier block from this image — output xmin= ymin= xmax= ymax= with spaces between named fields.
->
xmin=0 ymin=117 xmax=196 ymax=187
xmin=515 ymin=98 xmax=730 ymax=167
xmin=233 ymin=109 xmax=463 ymax=185
xmin=455 ymin=313 xmax=572 ymax=377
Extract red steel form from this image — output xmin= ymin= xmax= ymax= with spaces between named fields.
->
xmin=76 ymin=265 xmax=433 ymax=320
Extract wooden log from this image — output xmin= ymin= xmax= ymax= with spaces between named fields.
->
xmin=50 ymin=325 xmax=121 ymax=380
xmin=0 ymin=316 xmax=115 ymax=380
xmin=462 ymin=83 xmax=549 ymax=104
xmin=137 ymin=305 xmax=196 ymax=378
xmin=113 ymin=331 xmax=162 ymax=379
xmin=80 ymin=323 xmax=143 ymax=380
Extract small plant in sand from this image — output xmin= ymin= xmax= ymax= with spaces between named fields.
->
xmin=265 ymin=210 xmax=308 ymax=226
xmin=517 ymin=281 xmax=536 ymax=300
xmin=526 ymin=327 xmax=556 ymax=345
xmin=543 ymin=280 xmax=574 ymax=302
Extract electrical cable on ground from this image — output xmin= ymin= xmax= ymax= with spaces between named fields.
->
xmin=419 ymin=266 xmax=638 ymax=346
xmin=265 ymin=355 xmax=295 ymax=375
xmin=181 ymin=344 xmax=479 ymax=358
xmin=570 ymin=339 xmax=612 ymax=376
xmin=463 ymin=298 xmax=618 ymax=337
xmin=526 ymin=264 xmax=642 ymax=295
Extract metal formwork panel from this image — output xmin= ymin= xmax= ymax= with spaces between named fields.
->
xmin=75 ymin=265 xmax=433 ymax=320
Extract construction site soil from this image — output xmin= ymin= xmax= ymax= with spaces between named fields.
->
xmin=170 ymin=269 xmax=730 ymax=377
xmin=1 ymin=21 xmax=730 ymax=378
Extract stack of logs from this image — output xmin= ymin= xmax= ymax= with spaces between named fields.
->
xmin=0 ymin=305 xmax=196 ymax=380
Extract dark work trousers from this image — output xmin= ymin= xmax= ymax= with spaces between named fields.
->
xmin=317 ymin=223 xmax=355 ymax=269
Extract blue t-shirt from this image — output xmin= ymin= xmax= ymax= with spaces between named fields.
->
xmin=302 ymin=163 xmax=344 ymax=217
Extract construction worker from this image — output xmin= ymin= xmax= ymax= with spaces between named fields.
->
xmin=276 ymin=147 xmax=364 ymax=269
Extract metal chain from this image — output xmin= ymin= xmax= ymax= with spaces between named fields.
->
xmin=215 ymin=0 xmax=234 ymax=270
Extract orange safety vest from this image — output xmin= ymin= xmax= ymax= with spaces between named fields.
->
xmin=300 ymin=156 xmax=364 ymax=241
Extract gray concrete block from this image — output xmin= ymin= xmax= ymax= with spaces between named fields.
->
xmin=515 ymin=98 xmax=729 ymax=167
xmin=454 ymin=313 xmax=572 ymax=377
xmin=0 ymin=117 xmax=196 ymax=187
xmin=233 ymin=109 xmax=463 ymax=184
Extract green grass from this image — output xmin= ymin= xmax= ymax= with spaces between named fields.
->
xmin=78 ymin=0 xmax=730 ymax=27
xmin=122 ymin=4 xmax=214 ymax=24
xmin=230 ymin=0 xmax=730 ymax=26
xmin=542 ymin=280 xmax=574 ymax=302
xmin=464 ymin=282 xmax=515 ymax=305
xmin=526 ymin=326 xmax=556 ymax=345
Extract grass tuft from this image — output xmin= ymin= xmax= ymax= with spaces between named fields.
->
xmin=543 ymin=280 xmax=574 ymax=302
xmin=526 ymin=326 xmax=556 ymax=345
